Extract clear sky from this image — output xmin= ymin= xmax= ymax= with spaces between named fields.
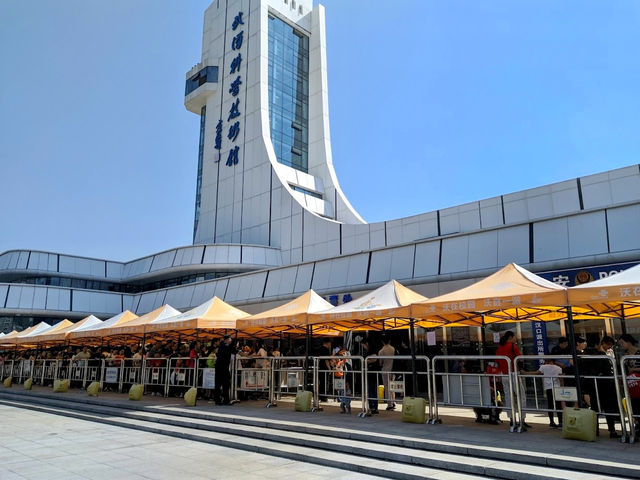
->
xmin=1 ymin=1 xmax=639 ymax=261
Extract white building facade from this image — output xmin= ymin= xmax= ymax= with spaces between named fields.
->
xmin=2 ymin=0 xmax=640 ymax=344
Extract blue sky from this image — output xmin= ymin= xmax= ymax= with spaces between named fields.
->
xmin=1 ymin=1 xmax=639 ymax=261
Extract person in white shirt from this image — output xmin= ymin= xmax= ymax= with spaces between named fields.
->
xmin=521 ymin=358 xmax=563 ymax=428
xmin=378 ymin=336 xmax=396 ymax=410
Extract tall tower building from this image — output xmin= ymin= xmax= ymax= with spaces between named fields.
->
xmin=185 ymin=0 xmax=365 ymax=264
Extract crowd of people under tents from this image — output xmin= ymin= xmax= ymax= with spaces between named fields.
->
xmin=1 ymin=331 xmax=639 ymax=435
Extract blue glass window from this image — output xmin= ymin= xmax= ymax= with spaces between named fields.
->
xmin=268 ymin=15 xmax=309 ymax=173
xmin=185 ymin=66 xmax=219 ymax=96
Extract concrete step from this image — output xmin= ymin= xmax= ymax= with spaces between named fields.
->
xmin=0 ymin=389 xmax=634 ymax=480
xmin=0 ymin=397 xmax=487 ymax=480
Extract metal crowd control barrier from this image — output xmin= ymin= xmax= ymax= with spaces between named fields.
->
xmin=119 ymin=357 xmax=143 ymax=392
xmin=364 ymin=355 xmax=431 ymax=419
xmin=84 ymin=359 xmax=103 ymax=387
xmin=142 ymin=357 xmax=169 ymax=396
xmin=68 ymin=360 xmax=87 ymax=387
xmin=313 ymin=356 xmax=366 ymax=416
xmin=195 ymin=357 xmax=217 ymax=391
xmin=101 ymin=359 xmax=123 ymax=392
xmin=166 ymin=357 xmax=197 ymax=397
xmin=621 ymin=355 xmax=640 ymax=443
xmin=432 ymin=355 xmax=517 ymax=431
xmin=41 ymin=359 xmax=58 ymax=385
xmin=266 ymin=356 xmax=309 ymax=408
xmin=234 ymin=356 xmax=271 ymax=401
xmin=1 ymin=360 xmax=13 ymax=380
xmin=11 ymin=360 xmax=23 ymax=382
xmin=514 ymin=354 xmax=628 ymax=440
xmin=0 ymin=360 xmax=8 ymax=380
xmin=513 ymin=355 xmax=572 ymax=433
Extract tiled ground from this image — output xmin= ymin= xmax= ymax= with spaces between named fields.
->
xmin=0 ymin=404 xmax=384 ymax=480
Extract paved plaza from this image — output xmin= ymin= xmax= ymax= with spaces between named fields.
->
xmin=0 ymin=404 xmax=382 ymax=480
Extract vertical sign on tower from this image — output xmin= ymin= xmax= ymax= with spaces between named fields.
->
xmin=213 ymin=10 xmax=245 ymax=166
xmin=226 ymin=11 xmax=244 ymax=166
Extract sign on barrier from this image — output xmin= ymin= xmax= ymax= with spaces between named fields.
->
xmin=287 ymin=371 xmax=301 ymax=388
xmin=554 ymin=387 xmax=577 ymax=402
xmin=105 ymin=367 xmax=118 ymax=383
xmin=333 ymin=378 xmax=344 ymax=391
xmin=390 ymin=380 xmax=405 ymax=393
xmin=243 ymin=370 xmax=267 ymax=389
xmin=202 ymin=368 xmax=216 ymax=389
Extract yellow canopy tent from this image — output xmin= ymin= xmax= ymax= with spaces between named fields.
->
xmin=0 ymin=327 xmax=25 ymax=346
xmin=98 ymin=305 xmax=181 ymax=342
xmin=1 ymin=322 xmax=51 ymax=347
xmin=407 ymin=263 xmax=569 ymax=326
xmin=568 ymin=263 xmax=640 ymax=318
xmin=236 ymin=290 xmax=338 ymax=338
xmin=145 ymin=296 xmax=250 ymax=339
xmin=307 ymin=280 xmax=434 ymax=330
xmin=16 ymin=320 xmax=74 ymax=346
xmin=68 ymin=310 xmax=137 ymax=344
xmin=32 ymin=315 xmax=102 ymax=345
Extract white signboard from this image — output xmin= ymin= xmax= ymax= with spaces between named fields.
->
xmin=493 ymin=333 xmax=501 ymax=344
xmin=426 ymin=331 xmax=436 ymax=346
xmin=22 ymin=361 xmax=31 ymax=373
xmin=554 ymin=387 xmax=578 ymax=402
xmin=202 ymin=368 xmax=216 ymax=389
xmin=105 ymin=367 xmax=118 ymax=383
xmin=390 ymin=380 xmax=405 ymax=393
xmin=333 ymin=378 xmax=345 ymax=391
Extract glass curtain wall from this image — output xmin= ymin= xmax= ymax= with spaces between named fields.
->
xmin=268 ymin=15 xmax=309 ymax=173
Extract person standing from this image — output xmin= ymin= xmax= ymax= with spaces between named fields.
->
xmin=520 ymin=358 xmax=563 ymax=428
xmin=214 ymin=335 xmax=234 ymax=405
xmin=495 ymin=331 xmax=528 ymax=428
xmin=619 ymin=334 xmax=640 ymax=433
xmin=362 ymin=339 xmax=379 ymax=414
xmin=378 ymin=336 xmax=396 ymax=411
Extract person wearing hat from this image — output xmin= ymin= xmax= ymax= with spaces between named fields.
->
xmin=214 ymin=334 xmax=234 ymax=405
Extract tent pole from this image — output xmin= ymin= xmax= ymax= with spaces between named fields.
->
xmin=479 ymin=315 xmax=487 ymax=370
xmin=621 ymin=304 xmax=628 ymax=335
xmin=565 ymin=306 xmax=584 ymax=406
xmin=304 ymin=324 xmax=311 ymax=391
xmin=409 ymin=318 xmax=418 ymax=397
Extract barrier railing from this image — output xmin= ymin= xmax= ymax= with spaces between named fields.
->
xmin=41 ymin=359 xmax=58 ymax=385
xmin=119 ymin=357 xmax=144 ymax=392
xmin=234 ymin=356 xmax=271 ymax=401
xmin=513 ymin=355 xmax=572 ymax=432
xmin=313 ymin=355 xmax=365 ymax=415
xmin=84 ymin=359 xmax=103 ymax=387
xmin=266 ymin=356 xmax=309 ymax=408
xmin=621 ymin=355 xmax=640 ymax=443
xmin=101 ymin=358 xmax=123 ymax=392
xmin=11 ymin=360 xmax=23 ymax=382
xmin=68 ymin=360 xmax=87 ymax=386
xmin=432 ymin=355 xmax=517 ymax=431
xmin=166 ymin=357 xmax=197 ymax=397
xmin=514 ymin=354 xmax=628 ymax=440
xmin=1 ymin=360 xmax=13 ymax=380
xmin=196 ymin=357 xmax=216 ymax=397
xmin=142 ymin=357 xmax=169 ymax=396
xmin=364 ymin=355 xmax=431 ymax=419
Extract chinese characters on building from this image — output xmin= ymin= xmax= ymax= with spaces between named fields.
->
xmin=531 ymin=320 xmax=548 ymax=367
xmin=214 ymin=11 xmax=245 ymax=167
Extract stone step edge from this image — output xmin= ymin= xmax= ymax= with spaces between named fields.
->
xmin=1 ymin=389 xmax=636 ymax=479
xmin=0 ymin=399 xmax=489 ymax=480
xmin=1 ymin=395 xmax=552 ymax=479
xmin=0 ymin=393 xmax=634 ymax=480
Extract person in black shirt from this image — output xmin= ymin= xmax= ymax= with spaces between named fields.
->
xmin=214 ymin=335 xmax=234 ymax=405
